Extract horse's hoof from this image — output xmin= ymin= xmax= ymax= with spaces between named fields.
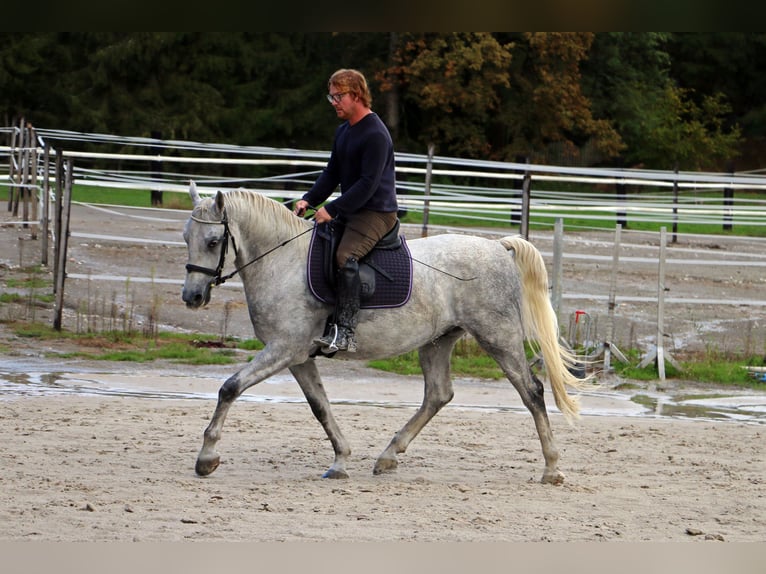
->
xmin=373 ymin=457 xmax=398 ymax=475
xmin=541 ymin=470 xmax=565 ymax=485
xmin=322 ymin=468 xmax=349 ymax=479
xmin=195 ymin=455 xmax=220 ymax=476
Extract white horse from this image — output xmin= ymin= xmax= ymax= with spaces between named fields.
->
xmin=182 ymin=183 xmax=589 ymax=484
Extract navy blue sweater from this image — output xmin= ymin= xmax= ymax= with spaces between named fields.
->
xmin=302 ymin=112 xmax=398 ymax=219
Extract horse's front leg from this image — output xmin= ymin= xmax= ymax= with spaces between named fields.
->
xmin=196 ymin=349 xmax=293 ymax=476
xmin=290 ymin=359 xmax=351 ymax=479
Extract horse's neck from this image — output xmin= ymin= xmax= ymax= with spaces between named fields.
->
xmin=229 ymin=203 xmax=311 ymax=265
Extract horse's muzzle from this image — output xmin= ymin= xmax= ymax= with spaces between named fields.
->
xmin=182 ymin=284 xmax=212 ymax=309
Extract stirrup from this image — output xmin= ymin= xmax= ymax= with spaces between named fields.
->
xmin=314 ymin=324 xmax=357 ymax=353
xmin=314 ymin=324 xmax=340 ymax=353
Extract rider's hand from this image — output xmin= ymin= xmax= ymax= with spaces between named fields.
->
xmin=313 ymin=206 xmax=332 ymax=224
xmin=293 ymin=199 xmax=309 ymax=217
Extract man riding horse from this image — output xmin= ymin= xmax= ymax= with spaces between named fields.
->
xmin=293 ymin=68 xmax=398 ymax=353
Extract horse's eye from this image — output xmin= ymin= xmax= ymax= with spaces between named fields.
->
xmin=207 ymin=238 xmax=219 ymax=248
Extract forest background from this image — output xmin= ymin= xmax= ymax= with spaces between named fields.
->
xmin=1 ymin=32 xmax=764 ymax=173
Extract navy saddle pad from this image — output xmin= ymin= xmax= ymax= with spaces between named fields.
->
xmin=307 ymin=223 xmax=413 ymax=309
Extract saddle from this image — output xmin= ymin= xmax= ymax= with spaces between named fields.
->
xmin=307 ymin=219 xmax=413 ymax=309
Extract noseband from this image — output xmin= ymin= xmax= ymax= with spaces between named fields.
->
xmin=185 ymin=209 xmax=239 ymax=286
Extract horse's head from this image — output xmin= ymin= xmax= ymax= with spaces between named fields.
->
xmin=182 ymin=182 xmax=229 ymax=308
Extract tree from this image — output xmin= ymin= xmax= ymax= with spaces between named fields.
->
xmin=666 ymin=33 xmax=766 ymax=168
xmin=638 ymin=86 xmax=742 ymax=171
xmin=495 ymin=32 xmax=624 ymax=164
xmin=583 ymin=33 xmax=742 ymax=170
xmin=378 ymin=33 xmax=513 ymax=157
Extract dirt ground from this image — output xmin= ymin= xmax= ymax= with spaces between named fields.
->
xmin=1 ymin=202 xmax=765 ymax=545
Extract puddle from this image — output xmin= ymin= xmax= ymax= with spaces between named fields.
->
xmin=0 ymin=369 xmax=765 ymax=425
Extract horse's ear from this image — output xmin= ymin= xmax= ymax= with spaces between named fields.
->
xmin=215 ymin=190 xmax=225 ymax=211
xmin=189 ymin=181 xmax=201 ymax=206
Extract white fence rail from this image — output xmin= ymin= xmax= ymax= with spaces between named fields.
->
xmin=2 ymin=126 xmax=766 ymax=371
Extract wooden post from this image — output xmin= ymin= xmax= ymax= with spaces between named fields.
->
xmin=7 ymin=122 xmax=17 ymax=210
xmin=588 ymin=223 xmax=628 ymax=370
xmin=551 ymin=218 xmax=563 ymax=318
xmin=52 ymin=151 xmax=63 ymax=293
xmin=29 ymin=124 xmax=39 ymax=240
xmin=656 ymin=227 xmax=667 ymax=380
xmin=421 ymin=143 xmax=434 ymax=238
xmin=615 ymin=157 xmax=626 ymax=228
xmin=150 ymin=130 xmax=163 ymax=206
xmin=20 ymin=123 xmax=33 ymax=227
xmin=638 ymin=226 xmax=680 ymax=378
xmin=520 ymin=158 xmax=531 ymax=240
xmin=671 ymin=166 xmax=678 ymax=244
xmin=41 ymin=143 xmax=51 ymax=265
xmin=723 ymin=161 xmax=734 ymax=232
xmin=12 ymin=117 xmax=24 ymax=216
xmin=53 ymin=157 xmax=73 ymax=331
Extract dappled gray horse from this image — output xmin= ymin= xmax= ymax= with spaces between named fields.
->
xmin=182 ymin=183 xmax=589 ymax=484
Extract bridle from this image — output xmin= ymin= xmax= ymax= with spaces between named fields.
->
xmin=185 ymin=207 xmax=313 ymax=287
xmin=185 ymin=209 xmax=239 ymax=286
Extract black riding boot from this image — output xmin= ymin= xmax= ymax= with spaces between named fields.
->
xmin=314 ymin=258 xmax=361 ymax=353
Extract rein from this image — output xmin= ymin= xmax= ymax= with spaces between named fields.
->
xmin=186 ymin=209 xmax=313 ymax=286
xmin=187 ymin=205 xmax=474 ymax=286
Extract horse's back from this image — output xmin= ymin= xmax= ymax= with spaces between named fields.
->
xmin=407 ymin=233 xmax=514 ymax=279
xmin=400 ymin=233 xmax=520 ymax=309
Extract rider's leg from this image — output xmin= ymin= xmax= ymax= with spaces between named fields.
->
xmin=314 ymin=210 xmax=397 ymax=353
xmin=314 ymin=257 xmax=361 ymax=352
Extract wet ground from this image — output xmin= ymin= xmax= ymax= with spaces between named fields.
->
xmin=2 ymin=360 xmax=764 ymax=426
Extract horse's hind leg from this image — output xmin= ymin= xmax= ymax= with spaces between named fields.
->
xmin=373 ymin=329 xmax=463 ymax=475
xmin=290 ymin=359 xmax=351 ymax=479
xmin=476 ymin=335 xmax=564 ymax=485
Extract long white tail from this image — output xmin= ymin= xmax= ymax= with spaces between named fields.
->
xmin=500 ymin=236 xmax=591 ymax=422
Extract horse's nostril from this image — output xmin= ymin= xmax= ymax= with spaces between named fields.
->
xmin=182 ymin=289 xmax=202 ymax=308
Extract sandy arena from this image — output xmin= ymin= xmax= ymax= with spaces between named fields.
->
xmin=1 ymin=202 xmax=765 ymax=545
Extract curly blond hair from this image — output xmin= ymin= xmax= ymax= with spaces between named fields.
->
xmin=328 ymin=69 xmax=372 ymax=108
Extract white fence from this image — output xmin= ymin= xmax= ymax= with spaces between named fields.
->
xmin=3 ymin=126 xmax=766 ymax=372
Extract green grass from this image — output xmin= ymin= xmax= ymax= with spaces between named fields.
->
xmin=72 ymin=185 xmax=193 ymax=210
xmin=5 ymin=276 xmax=49 ymax=289
xmin=7 ymin=321 xmax=264 ymax=365
xmin=368 ymin=339 xmax=766 ymax=389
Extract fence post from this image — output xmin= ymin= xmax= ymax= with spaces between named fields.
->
xmin=7 ymin=123 xmax=17 ymax=210
xmin=53 ymin=157 xmax=73 ymax=331
xmin=510 ymin=156 xmax=523 ymax=226
xmin=587 ymin=223 xmax=628 ymax=370
xmin=520 ymin=157 xmax=531 ymax=240
xmin=52 ymin=150 xmax=63 ymax=292
xmin=615 ymin=158 xmax=627 ymax=228
xmin=420 ymin=143 xmax=434 ymax=238
xmin=672 ymin=166 xmax=678 ymax=244
xmin=29 ymin=124 xmax=39 ymax=240
xmin=656 ymin=227 xmax=668 ymax=380
xmin=41 ymin=143 xmax=51 ymax=266
xmin=723 ymin=160 xmax=734 ymax=232
xmin=12 ymin=117 xmax=24 ymax=216
xmin=551 ymin=218 xmax=563 ymax=318
xmin=638 ymin=226 xmax=680 ymax=379
xmin=150 ymin=130 xmax=163 ymax=206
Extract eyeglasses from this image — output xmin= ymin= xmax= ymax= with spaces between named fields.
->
xmin=326 ymin=92 xmax=349 ymax=104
